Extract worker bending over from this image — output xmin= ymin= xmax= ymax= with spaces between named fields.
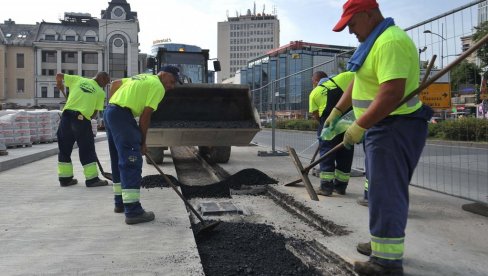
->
xmin=56 ymin=72 xmax=110 ymax=188
xmin=104 ymin=66 xmax=180 ymax=225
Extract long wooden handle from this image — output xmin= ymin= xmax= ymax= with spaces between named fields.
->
xmin=145 ymin=153 xmax=207 ymax=224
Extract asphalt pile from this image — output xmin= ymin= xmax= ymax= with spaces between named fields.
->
xmin=140 ymin=174 xmax=181 ymax=188
xmin=141 ymin=168 xmax=278 ymax=199
xmin=193 ymin=221 xmax=322 ymax=276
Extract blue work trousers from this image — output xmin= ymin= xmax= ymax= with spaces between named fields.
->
xmin=365 ymin=111 xmax=429 ymax=267
xmin=57 ymin=110 xmax=98 ymax=185
xmin=104 ymin=105 xmax=144 ymax=217
xmin=317 ymin=124 xmax=354 ymax=190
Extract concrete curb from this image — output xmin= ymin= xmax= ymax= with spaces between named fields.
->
xmin=0 ymin=135 xmax=107 ymax=173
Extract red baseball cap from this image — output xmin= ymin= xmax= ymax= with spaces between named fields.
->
xmin=333 ymin=0 xmax=379 ymax=32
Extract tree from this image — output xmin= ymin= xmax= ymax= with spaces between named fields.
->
xmin=450 ymin=61 xmax=481 ymax=93
xmin=473 ymin=21 xmax=488 ymax=67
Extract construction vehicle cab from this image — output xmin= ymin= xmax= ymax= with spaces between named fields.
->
xmin=145 ymin=43 xmax=260 ymax=164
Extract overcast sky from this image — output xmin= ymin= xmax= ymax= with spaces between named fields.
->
xmin=0 ymin=0 xmax=474 ymax=57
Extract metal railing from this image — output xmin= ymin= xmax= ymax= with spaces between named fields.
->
xmin=250 ymin=1 xmax=488 ymax=204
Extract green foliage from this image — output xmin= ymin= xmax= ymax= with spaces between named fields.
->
xmin=450 ymin=61 xmax=481 ymax=92
xmin=273 ymin=119 xmax=319 ymax=131
xmin=428 ymin=118 xmax=488 ymax=142
xmin=473 ymin=21 xmax=488 ymax=67
xmin=269 ymin=118 xmax=488 ymax=142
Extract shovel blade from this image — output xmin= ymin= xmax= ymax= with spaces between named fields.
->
xmin=102 ymin=172 xmax=113 ymax=181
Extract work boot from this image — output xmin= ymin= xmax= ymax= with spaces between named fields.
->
xmin=334 ymin=187 xmax=346 ymax=195
xmin=60 ymin=178 xmax=78 ymax=187
xmin=357 ymin=242 xmax=372 ymax=256
xmin=125 ymin=211 xmax=155 ymax=225
xmin=317 ymin=180 xmax=333 ymax=196
xmin=114 ymin=205 xmax=124 ymax=213
xmin=354 ymin=260 xmax=403 ymax=276
xmin=316 ymin=188 xmax=333 ymax=196
xmin=357 ymin=197 xmax=369 ymax=207
xmin=86 ymin=179 xmax=109 ymax=187
xmin=333 ymin=180 xmax=347 ymax=195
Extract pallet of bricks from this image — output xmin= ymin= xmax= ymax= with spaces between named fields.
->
xmin=26 ymin=110 xmax=59 ymax=144
xmin=0 ymin=110 xmax=32 ymax=148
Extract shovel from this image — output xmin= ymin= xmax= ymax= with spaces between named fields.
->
xmin=145 ymin=153 xmax=220 ymax=235
xmin=286 ymin=50 xmax=443 ymax=198
xmin=96 ymin=157 xmax=113 ymax=181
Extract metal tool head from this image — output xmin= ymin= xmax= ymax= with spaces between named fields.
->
xmin=195 ymin=221 xmax=221 ymax=237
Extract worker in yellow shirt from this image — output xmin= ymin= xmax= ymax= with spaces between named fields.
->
xmin=56 ymin=72 xmax=110 ymax=188
xmin=104 ymin=66 xmax=180 ymax=225
xmin=309 ymin=71 xmax=354 ymax=196
xmin=330 ymin=0 xmax=433 ymax=274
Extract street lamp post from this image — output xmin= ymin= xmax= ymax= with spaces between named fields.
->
xmin=418 ymin=46 xmax=427 ymax=68
xmin=424 ymin=24 xmax=446 ymax=68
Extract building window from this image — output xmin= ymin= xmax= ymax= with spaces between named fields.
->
xmin=16 ymin=53 xmax=24 ymax=68
xmin=65 ymin=35 xmax=76 ymax=41
xmin=41 ymin=87 xmax=48 ymax=98
xmin=85 ymin=36 xmax=96 ymax=42
xmin=42 ymin=51 xmax=56 ymax=63
xmin=82 ymin=70 xmax=97 ymax=77
xmin=42 ymin=69 xmax=55 ymax=76
xmin=54 ymin=87 xmax=60 ymax=98
xmin=17 ymin=79 xmax=25 ymax=93
xmin=62 ymin=52 xmax=77 ymax=63
xmin=82 ymin=52 xmax=97 ymax=64
xmin=45 ymin=34 xmax=55 ymax=40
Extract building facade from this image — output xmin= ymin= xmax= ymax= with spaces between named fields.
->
xmin=217 ymin=6 xmax=279 ymax=83
xmin=0 ymin=0 xmax=140 ymax=108
xmin=240 ymin=41 xmax=354 ymax=119
xmin=0 ymin=20 xmax=38 ymax=106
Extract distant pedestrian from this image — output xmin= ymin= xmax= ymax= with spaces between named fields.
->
xmin=104 ymin=66 xmax=180 ymax=225
xmin=331 ymin=0 xmax=433 ymax=275
xmin=56 ymin=72 xmax=110 ymax=188
xmin=309 ymin=71 xmax=355 ymax=196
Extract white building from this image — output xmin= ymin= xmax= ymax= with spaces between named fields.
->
xmin=0 ymin=0 xmax=140 ymax=108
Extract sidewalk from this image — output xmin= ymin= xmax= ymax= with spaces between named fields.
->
xmin=219 ymin=146 xmax=488 ymax=276
xmin=0 ymin=138 xmax=204 ymax=275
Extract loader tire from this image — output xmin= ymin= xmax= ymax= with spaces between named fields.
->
xmin=145 ymin=147 xmax=164 ymax=164
xmin=208 ymin=146 xmax=231 ymax=164
xmin=198 ymin=146 xmax=210 ymax=156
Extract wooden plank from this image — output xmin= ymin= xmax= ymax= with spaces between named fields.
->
xmin=287 ymin=146 xmax=319 ymax=201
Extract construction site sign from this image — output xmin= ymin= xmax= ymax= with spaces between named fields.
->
xmin=419 ymin=69 xmax=451 ymax=109
xmin=420 ymin=83 xmax=451 ymax=109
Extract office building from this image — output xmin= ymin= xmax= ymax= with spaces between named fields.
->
xmin=240 ymin=41 xmax=355 ymax=119
xmin=217 ymin=4 xmax=280 ymax=83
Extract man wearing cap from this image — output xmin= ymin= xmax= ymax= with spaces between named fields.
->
xmin=329 ymin=0 xmax=433 ymax=275
xmin=104 ymin=66 xmax=180 ymax=224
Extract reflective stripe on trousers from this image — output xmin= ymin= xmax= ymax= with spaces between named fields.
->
xmin=364 ymin=115 xmax=427 ymax=267
xmin=104 ymin=104 xmax=144 ymax=216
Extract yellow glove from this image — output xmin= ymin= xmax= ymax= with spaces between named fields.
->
xmin=324 ymin=107 xmax=343 ymax=128
xmin=343 ymin=121 xmax=366 ymax=149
